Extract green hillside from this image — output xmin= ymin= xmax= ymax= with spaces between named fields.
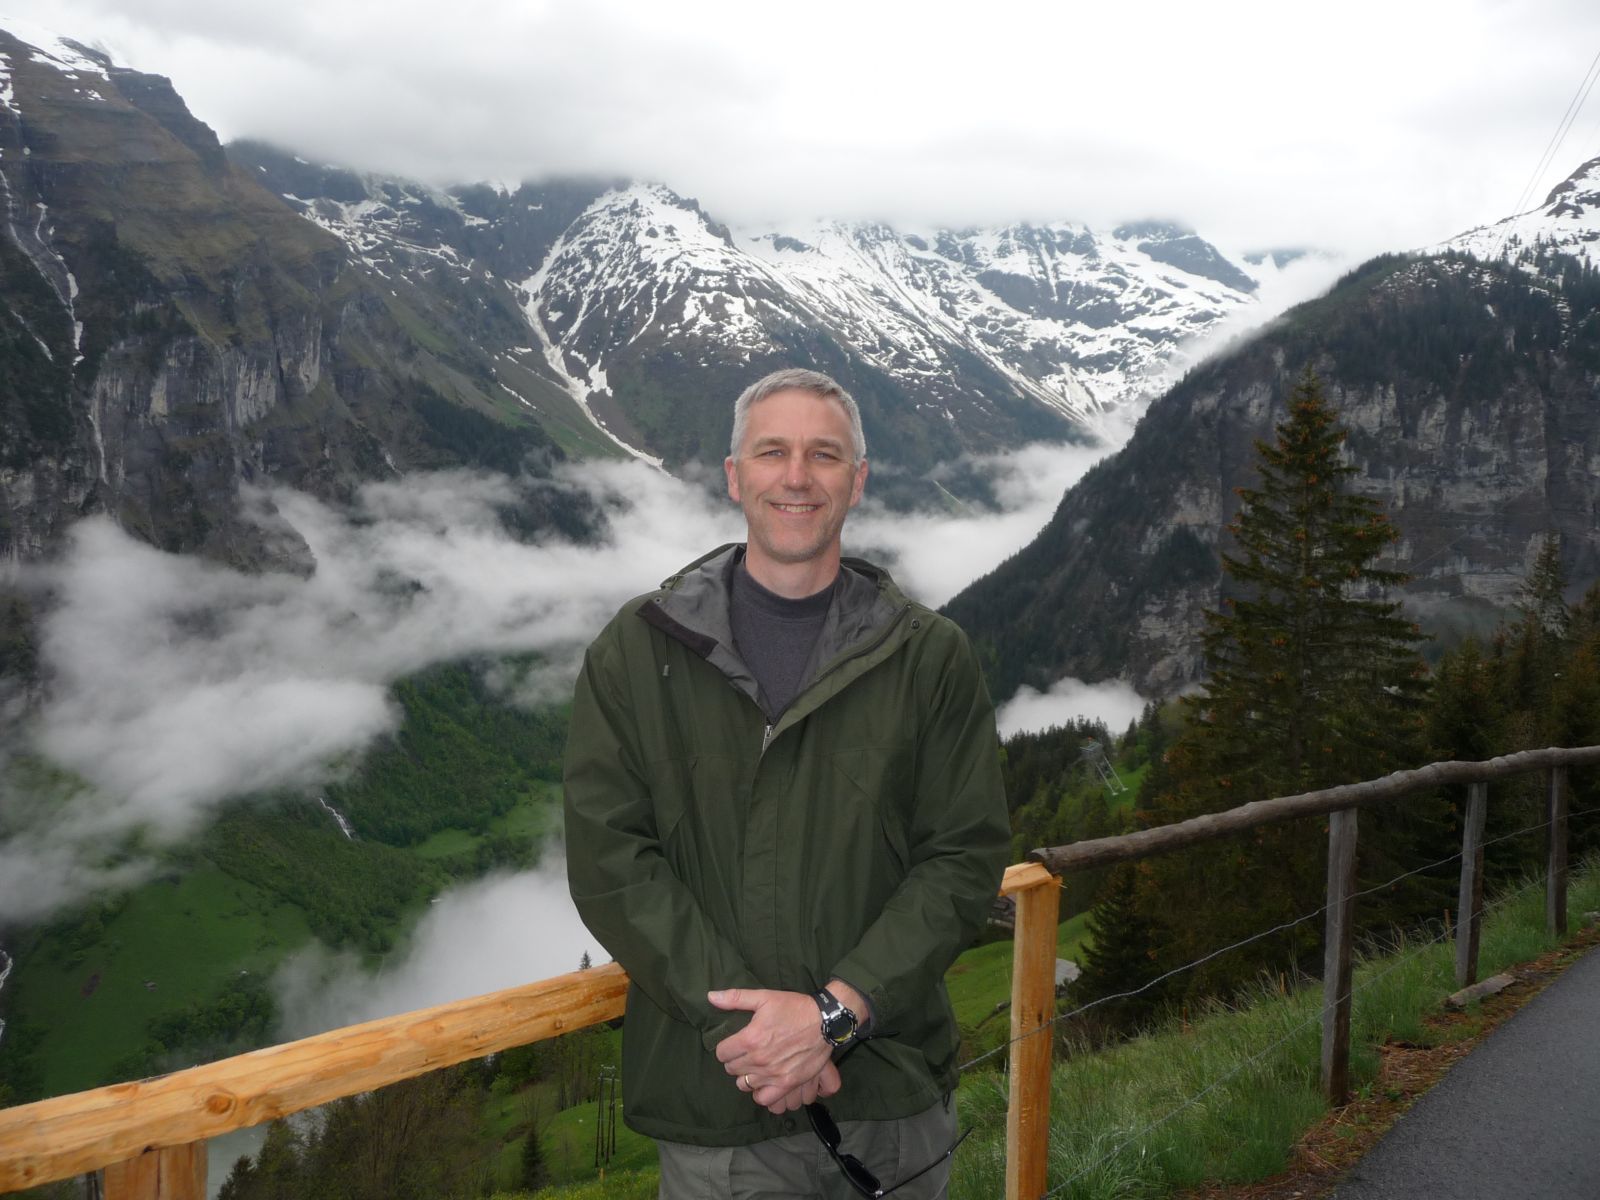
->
xmin=0 ymin=660 xmax=567 ymax=1102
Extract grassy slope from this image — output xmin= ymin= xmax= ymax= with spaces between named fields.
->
xmin=15 ymin=867 xmax=311 ymax=1096
xmin=946 ymin=862 xmax=1600 ymax=1200
xmin=5 ymin=791 xmax=555 ymax=1098
xmin=945 ymin=912 xmax=1094 ymax=1029
xmin=4 ymin=662 xmax=568 ymax=1098
xmin=413 ymin=785 xmax=556 ymax=860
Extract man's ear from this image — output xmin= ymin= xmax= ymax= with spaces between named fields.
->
xmin=725 ymin=455 xmax=740 ymax=503
xmin=849 ymin=459 xmax=869 ymax=508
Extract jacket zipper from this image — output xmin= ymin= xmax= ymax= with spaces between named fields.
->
xmin=757 ymin=603 xmax=911 ymax=761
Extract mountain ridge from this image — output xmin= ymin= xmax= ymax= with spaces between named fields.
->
xmin=230 ymin=142 xmax=1296 ymax=473
xmin=944 ymin=244 xmax=1600 ymax=699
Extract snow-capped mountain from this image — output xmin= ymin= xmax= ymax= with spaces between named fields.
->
xmin=0 ymin=27 xmax=590 ymax=563
xmin=236 ymin=142 xmax=1283 ymax=470
xmin=1441 ymin=155 xmax=1600 ymax=268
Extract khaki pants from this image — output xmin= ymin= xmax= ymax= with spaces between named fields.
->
xmin=656 ymin=1097 xmax=958 ymax=1200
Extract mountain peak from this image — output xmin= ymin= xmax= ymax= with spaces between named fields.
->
xmin=1439 ymin=154 xmax=1600 ymax=269
xmin=1542 ymin=154 xmax=1600 ymax=219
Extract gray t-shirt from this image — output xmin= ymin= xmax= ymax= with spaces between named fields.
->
xmin=730 ymin=559 xmax=837 ymax=721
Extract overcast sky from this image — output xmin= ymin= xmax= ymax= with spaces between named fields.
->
xmin=8 ymin=0 xmax=1600 ymax=256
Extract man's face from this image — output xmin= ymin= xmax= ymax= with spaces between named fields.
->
xmin=724 ymin=388 xmax=868 ymax=572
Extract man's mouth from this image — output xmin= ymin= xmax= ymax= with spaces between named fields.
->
xmin=772 ymin=502 xmax=820 ymax=513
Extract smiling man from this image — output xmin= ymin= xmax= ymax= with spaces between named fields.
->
xmin=564 ymin=368 xmax=1010 ymax=1199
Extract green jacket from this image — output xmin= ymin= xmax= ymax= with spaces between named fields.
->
xmin=563 ymin=544 xmax=1010 ymax=1146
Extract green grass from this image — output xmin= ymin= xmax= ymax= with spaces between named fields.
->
xmin=539 ymin=1096 xmax=659 ymax=1184
xmin=7 ymin=785 xmax=565 ymax=1098
xmin=12 ymin=866 xmax=312 ymax=1096
xmin=945 ymin=912 xmax=1094 ymax=1030
xmin=414 ymin=788 xmax=555 ymax=860
xmin=1106 ymin=762 xmax=1148 ymax=815
xmin=484 ymin=1171 xmax=657 ymax=1200
xmin=944 ymin=859 xmax=1600 ymax=1200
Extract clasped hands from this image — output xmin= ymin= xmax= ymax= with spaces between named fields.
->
xmin=708 ymin=981 xmax=864 ymax=1114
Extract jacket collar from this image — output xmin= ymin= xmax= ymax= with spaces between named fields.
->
xmin=640 ymin=544 xmax=910 ymax=717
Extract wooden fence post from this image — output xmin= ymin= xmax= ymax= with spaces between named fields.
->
xmin=1455 ymin=782 xmax=1488 ymax=988
xmin=1320 ymin=808 xmax=1359 ymax=1105
xmin=102 ymin=1142 xmax=205 ymax=1200
xmin=1548 ymin=766 xmax=1569 ymax=937
xmin=1006 ymin=873 xmax=1060 ymax=1200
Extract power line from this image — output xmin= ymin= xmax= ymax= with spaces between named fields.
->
xmin=1493 ymin=46 xmax=1600 ymax=263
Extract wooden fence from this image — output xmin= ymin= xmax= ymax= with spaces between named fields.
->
xmin=1 ymin=747 xmax=1595 ymax=1200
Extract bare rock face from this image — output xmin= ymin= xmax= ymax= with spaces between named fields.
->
xmin=0 ymin=28 xmax=565 ymax=566
xmin=946 ymin=251 xmax=1600 ymax=699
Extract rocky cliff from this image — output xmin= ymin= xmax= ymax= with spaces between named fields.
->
xmin=0 ymin=28 xmax=573 ymax=566
xmin=945 ymin=248 xmax=1600 ymax=699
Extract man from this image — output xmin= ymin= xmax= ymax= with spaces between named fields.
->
xmin=564 ymin=368 xmax=1010 ymax=1198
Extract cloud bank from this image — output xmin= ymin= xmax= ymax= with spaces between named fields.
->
xmin=995 ymin=677 xmax=1149 ymax=740
xmin=11 ymin=0 xmax=1600 ymax=256
xmin=0 ymin=463 xmax=737 ymax=921
xmin=273 ymin=858 xmax=596 ymax=1038
xmin=0 ymin=441 xmax=1119 ymax=923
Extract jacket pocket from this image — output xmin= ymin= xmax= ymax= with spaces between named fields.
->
xmin=831 ymin=742 xmax=914 ymax=874
xmin=644 ymin=753 xmax=692 ymax=850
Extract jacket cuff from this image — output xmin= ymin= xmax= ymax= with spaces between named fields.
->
xmin=829 ymin=960 xmax=891 ymax=1035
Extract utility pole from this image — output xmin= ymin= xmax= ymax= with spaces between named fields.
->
xmin=1078 ymin=738 xmax=1127 ymax=795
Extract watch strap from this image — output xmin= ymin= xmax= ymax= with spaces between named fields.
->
xmin=812 ymin=987 xmax=859 ymax=1046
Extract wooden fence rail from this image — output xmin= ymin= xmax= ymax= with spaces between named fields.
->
xmin=1 ymin=749 xmax=1595 ymax=1200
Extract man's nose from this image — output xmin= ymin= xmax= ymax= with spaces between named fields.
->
xmin=783 ymin=453 xmax=812 ymax=488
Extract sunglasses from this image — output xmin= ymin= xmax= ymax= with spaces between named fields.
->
xmin=805 ymin=1101 xmax=971 ymax=1199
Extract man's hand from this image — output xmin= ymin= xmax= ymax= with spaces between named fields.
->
xmin=709 ymin=988 xmax=830 ymax=1108
xmin=752 ymin=1059 xmax=843 ymax=1115
xmin=709 ymin=982 xmax=868 ymax=1112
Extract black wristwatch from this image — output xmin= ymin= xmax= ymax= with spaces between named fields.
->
xmin=812 ymin=987 xmax=860 ymax=1047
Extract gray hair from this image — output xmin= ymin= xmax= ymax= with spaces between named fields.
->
xmin=729 ymin=368 xmax=867 ymax=463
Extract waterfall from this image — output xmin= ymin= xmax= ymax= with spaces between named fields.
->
xmin=0 ymin=949 xmax=13 ymax=1046
xmin=316 ymin=796 xmax=356 ymax=840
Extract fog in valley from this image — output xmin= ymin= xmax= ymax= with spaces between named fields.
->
xmin=0 ymin=437 xmax=1162 ymax=1034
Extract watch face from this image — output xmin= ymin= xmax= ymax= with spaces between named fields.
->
xmin=823 ymin=1005 xmax=857 ymax=1044
xmin=816 ymin=989 xmax=857 ymax=1044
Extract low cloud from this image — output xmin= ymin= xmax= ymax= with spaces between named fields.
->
xmin=273 ymin=858 xmax=598 ymax=1039
xmin=995 ymin=676 xmax=1148 ymax=740
xmin=0 ymin=463 xmax=739 ymax=922
xmin=849 ymin=436 xmax=1130 ymax=609
xmin=1 ymin=443 xmax=1116 ymax=923
xmin=1154 ymin=251 xmax=1354 ymax=391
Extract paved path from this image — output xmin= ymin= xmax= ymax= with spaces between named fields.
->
xmin=1332 ymin=943 xmax=1600 ymax=1198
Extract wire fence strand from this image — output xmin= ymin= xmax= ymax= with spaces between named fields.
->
xmin=1037 ymin=869 xmax=1564 ymax=1199
xmin=959 ymin=799 xmax=1600 ymax=1075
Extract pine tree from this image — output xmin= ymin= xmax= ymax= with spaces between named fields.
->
xmin=520 ymin=1117 xmax=550 ymax=1191
xmin=1076 ymin=863 xmax=1170 ymax=1036
xmin=216 ymin=1156 xmax=257 ymax=1200
xmin=1518 ymin=533 xmax=1570 ymax=640
xmin=1188 ymin=367 xmax=1428 ymax=795
xmin=1136 ymin=369 xmax=1437 ymax=995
